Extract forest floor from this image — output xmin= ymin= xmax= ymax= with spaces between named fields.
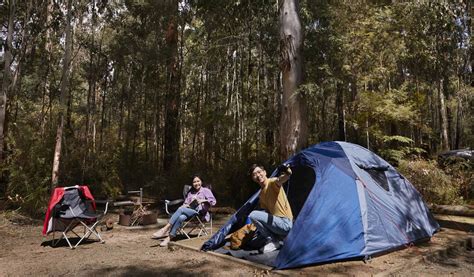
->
xmin=0 ymin=211 xmax=472 ymax=276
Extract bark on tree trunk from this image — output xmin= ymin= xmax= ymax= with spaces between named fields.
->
xmin=51 ymin=0 xmax=73 ymax=187
xmin=320 ymin=91 xmax=326 ymax=141
xmin=191 ymin=70 xmax=202 ymax=157
xmin=0 ymin=0 xmax=16 ymax=163
xmin=335 ymin=81 xmax=346 ymax=141
xmin=279 ymin=0 xmax=307 ymax=160
xmin=163 ymin=0 xmax=180 ymax=171
xmin=455 ymin=95 xmax=462 ymax=149
xmin=428 ymin=89 xmax=437 ymax=152
xmin=10 ymin=0 xmax=32 ymax=120
xmin=438 ymin=78 xmax=449 ymax=151
xmin=100 ymin=63 xmax=108 ymax=152
xmin=40 ymin=0 xmax=54 ymax=136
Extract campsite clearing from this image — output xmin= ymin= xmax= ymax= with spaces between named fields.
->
xmin=0 ymin=212 xmax=472 ymax=276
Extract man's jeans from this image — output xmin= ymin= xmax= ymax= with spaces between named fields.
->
xmin=169 ymin=207 xmax=198 ymax=237
xmin=249 ymin=210 xmax=292 ymax=243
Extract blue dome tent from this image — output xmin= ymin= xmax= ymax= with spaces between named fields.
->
xmin=202 ymin=141 xmax=439 ymax=269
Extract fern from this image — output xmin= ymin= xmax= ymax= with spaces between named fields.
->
xmin=382 ymin=135 xmax=414 ymax=145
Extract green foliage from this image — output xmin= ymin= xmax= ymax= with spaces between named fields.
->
xmin=3 ymin=116 xmax=54 ymax=216
xmin=398 ymin=159 xmax=463 ymax=205
xmin=382 ymin=135 xmax=414 ymax=145
xmin=378 ymin=135 xmax=426 ymax=165
xmin=439 ymin=158 xmax=474 ymax=202
xmin=1 ymin=0 xmax=473 ymax=216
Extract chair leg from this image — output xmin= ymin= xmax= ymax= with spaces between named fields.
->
xmin=51 ymin=230 xmax=62 ymax=247
xmin=74 ymin=220 xmax=104 ymax=248
xmin=179 ymin=220 xmax=192 ymax=239
xmin=196 ymin=217 xmax=209 ymax=238
xmin=52 ymin=219 xmax=79 ymax=249
xmin=62 ymin=231 xmax=74 ymax=249
xmin=190 ymin=217 xmax=207 ymax=238
xmin=178 ymin=216 xmax=212 ymax=239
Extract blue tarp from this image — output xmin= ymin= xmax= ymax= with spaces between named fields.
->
xmin=202 ymin=141 xmax=439 ymax=269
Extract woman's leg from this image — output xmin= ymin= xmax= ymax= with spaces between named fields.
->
xmin=169 ymin=207 xmax=187 ymax=226
xmin=169 ymin=215 xmax=187 ymax=237
xmin=152 ymin=224 xmax=171 ymax=239
xmin=153 ymin=206 xmax=195 ymax=239
xmin=169 ymin=207 xmax=198 ymax=237
xmin=160 ymin=208 xmax=198 ymax=246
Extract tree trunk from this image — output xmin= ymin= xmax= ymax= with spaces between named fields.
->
xmin=335 ymin=81 xmax=346 ymax=141
xmin=320 ymin=90 xmax=327 ymax=141
xmin=152 ymin=66 xmax=160 ymax=168
xmin=163 ymin=0 xmax=180 ymax=171
xmin=51 ymin=0 xmax=73 ymax=187
xmin=455 ymin=95 xmax=463 ymax=149
xmin=263 ymin=54 xmax=274 ymax=150
xmin=279 ymin=0 xmax=307 ymax=160
xmin=191 ymin=70 xmax=203 ymax=157
xmin=40 ymin=0 xmax=55 ymax=136
xmin=100 ymin=63 xmax=109 ymax=152
xmin=438 ymin=78 xmax=449 ymax=151
xmin=454 ymin=77 xmax=463 ymax=149
xmin=366 ymin=119 xmax=370 ymax=150
xmin=83 ymin=13 xmax=97 ymax=178
xmin=0 ymin=0 xmax=16 ymax=163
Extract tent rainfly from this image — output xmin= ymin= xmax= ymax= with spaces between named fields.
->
xmin=202 ymin=141 xmax=439 ymax=269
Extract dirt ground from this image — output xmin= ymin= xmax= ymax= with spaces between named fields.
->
xmin=0 ymin=212 xmax=472 ymax=276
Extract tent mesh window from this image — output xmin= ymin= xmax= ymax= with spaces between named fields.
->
xmin=364 ymin=169 xmax=390 ymax=191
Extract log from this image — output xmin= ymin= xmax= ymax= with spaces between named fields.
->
xmin=429 ymin=204 xmax=474 ymax=217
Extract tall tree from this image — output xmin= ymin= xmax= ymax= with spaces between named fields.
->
xmin=279 ymin=0 xmax=307 ymax=159
xmin=51 ymin=0 xmax=73 ymax=187
xmin=39 ymin=0 xmax=54 ymax=135
xmin=0 ymin=0 xmax=16 ymax=163
xmin=336 ymin=82 xmax=346 ymax=141
xmin=163 ymin=0 xmax=180 ymax=171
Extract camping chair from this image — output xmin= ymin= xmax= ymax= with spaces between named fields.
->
xmin=43 ymin=185 xmax=109 ymax=249
xmin=164 ymin=185 xmax=213 ymax=239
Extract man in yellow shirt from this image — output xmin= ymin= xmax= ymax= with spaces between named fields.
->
xmin=249 ymin=164 xmax=293 ymax=253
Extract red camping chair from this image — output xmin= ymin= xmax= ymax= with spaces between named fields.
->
xmin=42 ymin=185 xmax=109 ymax=249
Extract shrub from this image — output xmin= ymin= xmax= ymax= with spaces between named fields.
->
xmin=378 ymin=136 xmax=426 ymax=166
xmin=439 ymin=158 xmax=474 ymax=203
xmin=398 ymin=159 xmax=463 ymax=205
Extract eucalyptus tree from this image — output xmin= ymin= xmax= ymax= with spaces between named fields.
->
xmin=399 ymin=2 xmax=464 ymax=152
xmin=279 ymin=0 xmax=307 ymax=159
xmin=163 ymin=0 xmax=181 ymax=171
xmin=0 ymin=0 xmax=16 ymax=164
xmin=1 ymin=0 xmax=472 ymax=212
xmin=51 ymin=0 xmax=73 ymax=187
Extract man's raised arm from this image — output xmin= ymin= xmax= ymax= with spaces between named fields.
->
xmin=275 ymin=164 xmax=292 ymax=187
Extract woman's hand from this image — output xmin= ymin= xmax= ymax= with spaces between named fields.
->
xmin=197 ymin=199 xmax=209 ymax=204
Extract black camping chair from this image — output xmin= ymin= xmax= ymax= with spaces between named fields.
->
xmin=164 ymin=185 xmax=213 ymax=239
xmin=51 ymin=186 xmax=109 ymax=249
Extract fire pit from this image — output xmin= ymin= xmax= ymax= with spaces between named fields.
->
xmin=115 ymin=188 xmax=158 ymax=227
xmin=119 ymin=210 xmax=157 ymax=226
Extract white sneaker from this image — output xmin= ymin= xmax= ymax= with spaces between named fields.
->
xmin=260 ymin=241 xmax=281 ymax=253
xmin=159 ymin=236 xmax=171 ymax=247
xmin=152 ymin=227 xmax=169 ymax=239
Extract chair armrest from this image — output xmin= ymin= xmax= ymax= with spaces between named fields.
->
xmin=164 ymin=199 xmax=185 ymax=215
xmin=167 ymin=199 xmax=184 ymax=206
xmin=88 ymin=200 xmax=110 ymax=216
xmin=103 ymin=201 xmax=109 ymax=215
xmin=113 ymin=201 xmax=136 ymax=207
